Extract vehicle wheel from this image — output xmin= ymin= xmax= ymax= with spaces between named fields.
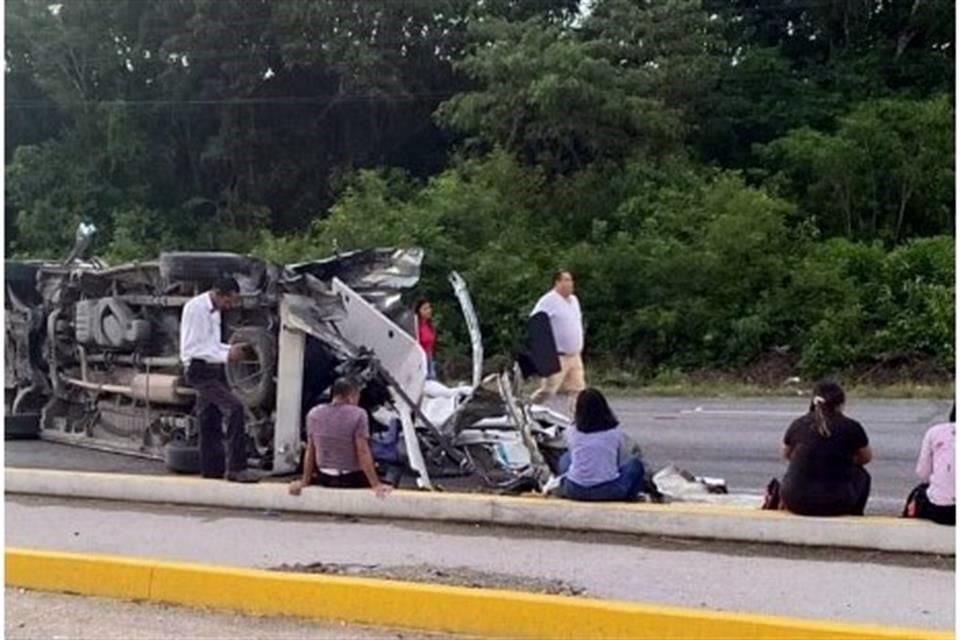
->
xmin=159 ymin=252 xmax=263 ymax=288
xmin=5 ymin=413 xmax=40 ymax=440
xmin=164 ymin=441 xmax=201 ymax=474
xmin=4 ymin=262 xmax=40 ymax=304
xmin=226 ymin=326 xmax=276 ymax=408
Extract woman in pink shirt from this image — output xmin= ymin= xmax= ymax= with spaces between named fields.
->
xmin=415 ymin=299 xmax=438 ymax=380
xmin=904 ymin=405 xmax=955 ymax=526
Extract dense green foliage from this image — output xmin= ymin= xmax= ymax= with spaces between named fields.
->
xmin=6 ymin=0 xmax=955 ymax=380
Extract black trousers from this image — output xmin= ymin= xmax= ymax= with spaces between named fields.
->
xmin=904 ymin=483 xmax=956 ymax=526
xmin=782 ymin=466 xmax=871 ymax=516
xmin=314 ymin=470 xmax=371 ymax=489
xmin=186 ymin=360 xmax=247 ymax=477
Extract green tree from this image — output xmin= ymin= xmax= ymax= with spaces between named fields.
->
xmin=6 ymin=0 xmax=955 ymax=383
xmin=764 ymin=95 xmax=954 ymax=241
xmin=794 ymin=237 xmax=954 ymax=375
xmin=436 ymin=18 xmax=683 ymax=174
xmin=695 ymin=0 xmax=954 ymax=169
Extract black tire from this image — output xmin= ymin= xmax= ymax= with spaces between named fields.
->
xmin=226 ymin=326 xmax=277 ymax=408
xmin=159 ymin=252 xmax=264 ymax=288
xmin=5 ymin=413 xmax=40 ymax=440
xmin=164 ymin=441 xmax=201 ymax=474
xmin=4 ymin=262 xmax=41 ymax=304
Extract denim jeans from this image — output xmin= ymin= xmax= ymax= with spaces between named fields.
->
xmin=558 ymin=452 xmax=647 ymax=502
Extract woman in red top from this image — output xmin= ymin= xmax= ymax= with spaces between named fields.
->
xmin=415 ymin=299 xmax=438 ymax=380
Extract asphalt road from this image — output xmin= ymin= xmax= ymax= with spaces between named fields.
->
xmin=607 ymin=396 xmax=953 ymax=515
xmin=6 ymin=396 xmax=952 ymax=515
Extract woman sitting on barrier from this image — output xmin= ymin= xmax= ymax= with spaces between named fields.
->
xmin=780 ymin=381 xmax=872 ymax=516
xmin=556 ymin=388 xmax=646 ymax=502
xmin=903 ymin=405 xmax=955 ymax=526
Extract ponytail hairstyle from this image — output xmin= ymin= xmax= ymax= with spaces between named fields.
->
xmin=810 ymin=381 xmax=845 ymax=438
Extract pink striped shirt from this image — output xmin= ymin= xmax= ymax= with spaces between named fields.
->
xmin=916 ymin=422 xmax=955 ymax=506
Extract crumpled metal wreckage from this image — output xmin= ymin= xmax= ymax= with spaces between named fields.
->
xmin=5 ymin=224 xmax=735 ymax=500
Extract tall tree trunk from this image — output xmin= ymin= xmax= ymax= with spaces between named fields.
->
xmin=896 ymin=0 xmax=923 ymax=60
xmin=870 ymin=171 xmax=880 ymax=237
xmin=895 ymin=181 xmax=914 ymax=243
xmin=836 ymin=176 xmax=854 ymax=238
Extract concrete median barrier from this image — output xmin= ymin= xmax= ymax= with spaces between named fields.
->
xmin=5 ymin=467 xmax=954 ymax=555
xmin=6 ymin=547 xmax=952 ymax=640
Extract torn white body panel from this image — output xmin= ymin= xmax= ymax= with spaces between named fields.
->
xmin=272 ymin=296 xmax=307 ymax=474
xmin=330 ymin=277 xmax=427 ymax=404
xmin=449 ymin=271 xmax=483 ymax=389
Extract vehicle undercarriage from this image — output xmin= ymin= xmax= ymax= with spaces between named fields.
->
xmin=5 ymin=228 xmax=572 ymax=493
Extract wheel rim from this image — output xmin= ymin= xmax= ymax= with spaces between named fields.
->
xmin=229 ymin=355 xmax=265 ymax=392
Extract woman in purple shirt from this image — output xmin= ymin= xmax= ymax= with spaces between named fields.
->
xmin=558 ymin=388 xmax=646 ymax=502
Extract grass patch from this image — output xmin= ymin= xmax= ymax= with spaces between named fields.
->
xmin=601 ymin=381 xmax=954 ymax=399
xmin=588 ymin=369 xmax=954 ymax=399
xmin=501 ymin=358 xmax=953 ymax=400
xmin=521 ymin=375 xmax=953 ymax=399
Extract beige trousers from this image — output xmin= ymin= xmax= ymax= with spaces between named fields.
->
xmin=531 ymin=353 xmax=586 ymax=403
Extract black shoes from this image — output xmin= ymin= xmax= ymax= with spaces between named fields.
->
xmin=225 ymin=469 xmax=261 ymax=483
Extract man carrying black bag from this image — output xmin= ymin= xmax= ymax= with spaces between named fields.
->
xmin=527 ymin=270 xmax=586 ymax=404
xmin=179 ymin=276 xmax=259 ymax=483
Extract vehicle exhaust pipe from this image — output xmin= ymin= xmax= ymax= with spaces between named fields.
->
xmin=62 ymin=374 xmax=195 ymax=406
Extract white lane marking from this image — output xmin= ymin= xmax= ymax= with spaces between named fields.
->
xmin=681 ymin=408 xmax=799 ymax=417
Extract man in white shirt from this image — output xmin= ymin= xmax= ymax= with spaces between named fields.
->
xmin=530 ymin=271 xmax=586 ymax=404
xmin=180 ymin=276 xmax=258 ymax=483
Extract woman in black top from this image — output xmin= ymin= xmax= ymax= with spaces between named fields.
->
xmin=780 ymin=381 xmax=873 ymax=516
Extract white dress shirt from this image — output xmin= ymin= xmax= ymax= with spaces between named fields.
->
xmin=180 ymin=292 xmax=231 ymax=366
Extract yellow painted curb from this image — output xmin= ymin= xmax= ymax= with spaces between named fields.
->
xmin=6 ymin=548 xmax=952 ymax=640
